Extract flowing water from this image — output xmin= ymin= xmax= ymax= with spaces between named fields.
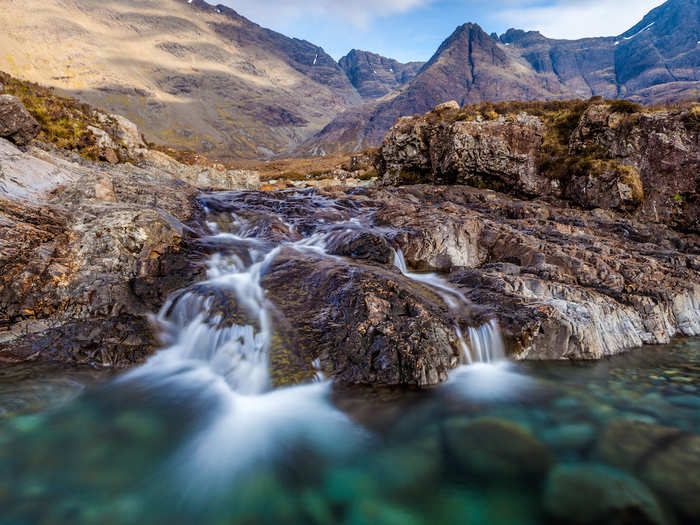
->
xmin=1 ymin=190 xmax=699 ymax=524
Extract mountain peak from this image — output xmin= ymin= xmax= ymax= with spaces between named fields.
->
xmin=339 ymin=50 xmax=424 ymax=99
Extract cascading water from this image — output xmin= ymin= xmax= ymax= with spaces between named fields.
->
xmin=393 ymin=249 xmax=505 ymax=364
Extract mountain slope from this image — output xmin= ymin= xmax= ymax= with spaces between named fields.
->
xmin=0 ymin=0 xmax=362 ymax=160
xmin=304 ymin=0 xmax=699 ymax=154
xmin=339 ymin=50 xmax=424 ymax=99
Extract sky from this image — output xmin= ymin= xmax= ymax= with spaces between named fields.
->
xmin=220 ymin=0 xmax=668 ymax=63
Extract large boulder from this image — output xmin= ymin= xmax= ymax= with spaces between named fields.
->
xmin=570 ymin=104 xmax=700 ymax=232
xmin=376 ymin=103 xmax=549 ymax=196
xmin=261 ymin=249 xmax=469 ymax=387
xmin=0 ymin=95 xmax=40 ymax=146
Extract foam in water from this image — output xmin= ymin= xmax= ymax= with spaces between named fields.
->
xmin=118 ymin=202 xmax=367 ymax=491
xmin=394 ymin=249 xmax=505 ymax=364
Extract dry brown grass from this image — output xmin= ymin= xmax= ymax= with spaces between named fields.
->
xmin=0 ymin=70 xmax=107 ymax=160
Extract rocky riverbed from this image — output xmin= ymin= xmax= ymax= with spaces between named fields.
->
xmin=2 ymin=95 xmax=699 ymax=385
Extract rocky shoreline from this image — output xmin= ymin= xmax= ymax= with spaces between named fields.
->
xmin=1 ymin=94 xmax=699 ymax=385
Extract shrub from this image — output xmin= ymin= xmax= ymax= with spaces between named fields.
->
xmin=682 ymin=105 xmax=700 ymax=133
xmin=607 ymin=99 xmax=643 ymax=114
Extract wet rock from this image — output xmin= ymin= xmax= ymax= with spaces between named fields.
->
xmin=442 ymin=417 xmax=553 ymax=478
xmin=261 ymin=249 xmax=469 ymax=387
xmin=0 ymin=95 xmax=40 ymax=146
xmin=324 ymin=230 xmax=395 ymax=264
xmin=543 ymin=464 xmax=670 ymax=525
xmin=598 ymin=419 xmax=700 ymax=520
xmin=0 ymin=137 xmax=206 ymax=367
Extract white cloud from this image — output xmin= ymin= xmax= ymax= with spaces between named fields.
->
xmin=221 ymin=0 xmax=433 ymax=28
xmin=490 ymin=0 xmax=667 ymax=39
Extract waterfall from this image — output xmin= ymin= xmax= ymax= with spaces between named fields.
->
xmin=393 ymin=249 xmax=505 ymax=364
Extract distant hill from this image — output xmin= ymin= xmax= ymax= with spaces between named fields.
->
xmin=339 ymin=50 xmax=424 ymax=99
xmin=0 ymin=0 xmax=362 ymax=160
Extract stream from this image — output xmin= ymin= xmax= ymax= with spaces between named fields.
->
xmin=1 ymin=190 xmax=698 ymax=524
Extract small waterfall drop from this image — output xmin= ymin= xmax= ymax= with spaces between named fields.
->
xmin=393 ymin=249 xmax=505 ymax=364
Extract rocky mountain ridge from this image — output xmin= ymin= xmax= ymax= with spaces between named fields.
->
xmin=304 ymin=0 xmax=700 ymax=154
xmin=0 ymin=0 xmax=697 ymax=159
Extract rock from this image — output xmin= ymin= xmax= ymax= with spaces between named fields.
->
xmin=261 ymin=249 xmax=467 ymax=387
xmin=543 ymin=464 xmax=670 ymax=525
xmin=0 ymin=137 xmax=206 ymax=367
xmin=565 ymin=161 xmax=644 ymax=212
xmin=570 ymin=104 xmax=699 ymax=231
xmin=541 ymin=423 xmax=596 ymax=452
xmin=376 ymin=105 xmax=548 ymax=195
xmin=0 ymin=95 xmax=40 ymax=146
xmin=598 ymin=419 xmax=700 ymax=519
xmin=443 ymin=417 xmax=553 ymax=478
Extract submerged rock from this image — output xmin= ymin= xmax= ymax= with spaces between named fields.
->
xmin=543 ymin=464 xmax=670 ymax=525
xmin=598 ymin=419 xmax=700 ymax=520
xmin=443 ymin=417 xmax=553 ymax=478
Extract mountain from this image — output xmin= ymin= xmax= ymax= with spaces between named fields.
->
xmin=0 ymin=0 xmax=697 ymax=159
xmin=0 ymin=0 xmax=362 ymax=160
xmin=303 ymin=0 xmax=700 ymax=154
xmin=339 ymin=50 xmax=424 ymax=99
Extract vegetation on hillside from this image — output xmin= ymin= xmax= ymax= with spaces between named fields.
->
xmin=0 ymin=71 xmax=111 ymax=160
xmin=442 ymin=97 xmax=698 ymax=187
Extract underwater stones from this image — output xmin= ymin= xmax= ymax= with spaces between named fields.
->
xmin=541 ymin=423 xmax=596 ymax=453
xmin=443 ymin=417 xmax=553 ymax=478
xmin=543 ymin=464 xmax=669 ymax=525
xmin=598 ymin=419 xmax=700 ymax=519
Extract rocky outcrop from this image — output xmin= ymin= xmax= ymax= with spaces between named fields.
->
xmin=375 ymin=102 xmax=699 ymax=232
xmin=0 ymin=137 xmax=208 ymax=366
xmin=198 ymin=183 xmax=699 ymax=369
xmin=0 ymin=95 xmax=40 ymax=146
xmin=376 ymin=102 xmax=549 ymax=195
xmin=570 ymin=104 xmax=700 ymax=231
xmin=0 ymin=97 xmax=266 ymax=367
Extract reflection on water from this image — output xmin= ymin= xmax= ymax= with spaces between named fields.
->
xmin=0 ymin=338 xmax=698 ymax=524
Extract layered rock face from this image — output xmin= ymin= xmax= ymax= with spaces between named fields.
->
xmin=570 ymin=105 xmax=700 ymax=232
xmin=377 ymin=101 xmax=550 ymax=195
xmin=0 ymin=99 xmax=264 ymax=367
xmin=376 ymin=102 xmax=699 ymax=231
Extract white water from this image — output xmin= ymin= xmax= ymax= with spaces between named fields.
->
xmin=119 ymin=209 xmax=366 ymax=490
xmin=393 ymin=249 xmax=505 ymax=364
xmin=116 ymin=196 xmax=505 ymax=489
